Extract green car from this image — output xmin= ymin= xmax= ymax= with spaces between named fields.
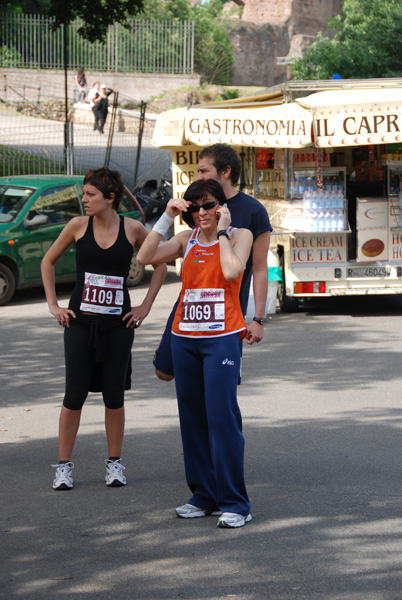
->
xmin=0 ymin=175 xmax=146 ymax=306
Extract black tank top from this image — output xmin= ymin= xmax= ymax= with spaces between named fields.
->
xmin=69 ymin=216 xmax=134 ymax=315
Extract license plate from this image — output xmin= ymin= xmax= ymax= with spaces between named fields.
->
xmin=347 ymin=267 xmax=391 ymax=278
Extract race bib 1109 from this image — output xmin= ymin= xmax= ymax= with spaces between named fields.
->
xmin=80 ymin=272 xmax=124 ymax=315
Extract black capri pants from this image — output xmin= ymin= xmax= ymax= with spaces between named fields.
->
xmin=63 ymin=316 xmax=134 ymax=411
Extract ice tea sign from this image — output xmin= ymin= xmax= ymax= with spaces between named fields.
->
xmin=291 ymin=234 xmax=346 ymax=263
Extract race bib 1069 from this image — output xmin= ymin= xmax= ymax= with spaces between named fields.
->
xmin=80 ymin=272 xmax=124 ymax=315
xmin=179 ymin=288 xmax=225 ymax=332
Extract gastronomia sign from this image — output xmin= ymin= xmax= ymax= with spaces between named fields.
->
xmin=184 ymin=105 xmax=312 ymax=148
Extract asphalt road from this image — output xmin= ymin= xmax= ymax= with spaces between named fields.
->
xmin=2 ymin=272 xmax=402 ymax=600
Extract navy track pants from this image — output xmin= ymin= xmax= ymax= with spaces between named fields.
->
xmin=171 ymin=332 xmax=250 ymax=516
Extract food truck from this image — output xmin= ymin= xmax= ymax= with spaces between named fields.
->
xmin=152 ymin=78 xmax=402 ymax=311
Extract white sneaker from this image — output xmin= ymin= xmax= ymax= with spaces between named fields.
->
xmin=105 ymin=459 xmax=126 ymax=487
xmin=176 ymin=503 xmax=222 ymax=518
xmin=217 ymin=512 xmax=252 ymax=528
xmin=52 ymin=462 xmax=74 ymax=490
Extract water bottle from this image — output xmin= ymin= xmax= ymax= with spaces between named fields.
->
xmin=311 ymin=193 xmax=318 ymax=211
xmin=311 ymin=211 xmax=319 ymax=232
xmin=330 ymin=208 xmax=338 ymax=231
xmin=303 ymin=191 xmax=312 ymax=231
xmin=317 ymin=209 xmax=325 ymax=231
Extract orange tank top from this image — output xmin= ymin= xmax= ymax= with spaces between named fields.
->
xmin=172 ymin=227 xmax=247 ymax=339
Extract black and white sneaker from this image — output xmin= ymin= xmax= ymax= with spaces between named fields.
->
xmin=217 ymin=512 xmax=252 ymax=528
xmin=105 ymin=459 xmax=126 ymax=487
xmin=52 ymin=462 xmax=74 ymax=490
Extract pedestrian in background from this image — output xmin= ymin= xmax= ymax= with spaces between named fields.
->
xmin=92 ymin=84 xmax=113 ymax=134
xmin=87 ymin=82 xmax=101 ymax=130
xmin=74 ymin=68 xmax=87 ymax=103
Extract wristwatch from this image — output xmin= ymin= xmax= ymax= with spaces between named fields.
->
xmin=252 ymin=317 xmax=265 ymax=325
xmin=217 ymin=229 xmax=231 ymax=240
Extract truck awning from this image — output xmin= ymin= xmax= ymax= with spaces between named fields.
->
xmin=152 ymin=107 xmax=187 ymax=148
xmin=296 ymin=89 xmax=402 ymax=148
xmin=152 ymin=85 xmax=402 ymax=149
xmin=153 ymin=103 xmax=312 ymax=148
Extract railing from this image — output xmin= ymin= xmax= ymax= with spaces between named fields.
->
xmin=0 ymin=12 xmax=194 ymax=74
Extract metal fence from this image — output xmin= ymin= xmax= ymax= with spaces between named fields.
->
xmin=0 ymin=103 xmax=172 ymax=190
xmin=0 ymin=12 xmax=194 ymax=74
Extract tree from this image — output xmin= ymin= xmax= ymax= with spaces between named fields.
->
xmin=141 ymin=0 xmax=234 ymax=84
xmin=291 ymin=0 xmax=402 ymax=80
xmin=2 ymin=0 xmax=144 ymax=42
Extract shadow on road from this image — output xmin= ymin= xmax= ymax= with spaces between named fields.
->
xmin=2 ymin=407 xmax=402 ymax=599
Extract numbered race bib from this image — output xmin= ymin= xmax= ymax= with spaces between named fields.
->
xmin=179 ymin=288 xmax=225 ymax=332
xmin=80 ymin=272 xmax=124 ymax=315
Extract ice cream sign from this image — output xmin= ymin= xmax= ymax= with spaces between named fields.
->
xmin=291 ymin=234 xmax=346 ymax=263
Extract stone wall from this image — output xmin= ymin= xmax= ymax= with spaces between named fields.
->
xmin=240 ymin=0 xmax=341 ymax=27
xmin=229 ymin=0 xmax=342 ymax=86
xmin=0 ymin=68 xmax=200 ymax=105
xmin=228 ymin=22 xmax=291 ymax=88
xmin=241 ymin=0 xmax=292 ymax=24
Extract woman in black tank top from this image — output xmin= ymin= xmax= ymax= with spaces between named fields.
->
xmin=41 ymin=168 xmax=166 ymax=491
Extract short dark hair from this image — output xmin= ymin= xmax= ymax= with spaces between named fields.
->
xmin=182 ymin=179 xmax=226 ymax=228
xmin=198 ymin=143 xmax=241 ymax=186
xmin=83 ymin=167 xmax=124 ymax=210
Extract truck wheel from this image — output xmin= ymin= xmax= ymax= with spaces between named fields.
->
xmin=277 ymin=257 xmax=299 ymax=313
xmin=0 ymin=264 xmax=16 ymax=306
xmin=127 ymin=249 xmax=145 ymax=287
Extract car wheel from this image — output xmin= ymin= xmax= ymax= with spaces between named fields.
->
xmin=277 ymin=255 xmax=299 ymax=313
xmin=127 ymin=248 xmax=145 ymax=287
xmin=0 ymin=263 xmax=17 ymax=306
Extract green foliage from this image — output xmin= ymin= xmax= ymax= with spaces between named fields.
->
xmin=0 ymin=145 xmax=65 ymax=177
xmin=1 ymin=1 xmax=52 ymax=12
xmin=141 ymin=0 xmax=234 ymax=84
xmin=0 ymin=45 xmax=23 ymax=67
xmin=222 ymin=89 xmax=239 ymax=100
xmin=291 ymin=0 xmax=402 ymax=80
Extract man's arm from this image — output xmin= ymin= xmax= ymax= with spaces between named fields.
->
xmin=245 ymin=231 xmax=270 ymax=345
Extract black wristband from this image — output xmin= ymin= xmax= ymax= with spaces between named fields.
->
xmin=217 ymin=229 xmax=231 ymax=240
xmin=252 ymin=317 xmax=265 ymax=325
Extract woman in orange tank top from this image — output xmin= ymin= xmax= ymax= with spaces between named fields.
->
xmin=137 ymin=179 xmax=253 ymax=528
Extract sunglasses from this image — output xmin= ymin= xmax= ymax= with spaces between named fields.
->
xmin=187 ymin=200 xmax=219 ymax=213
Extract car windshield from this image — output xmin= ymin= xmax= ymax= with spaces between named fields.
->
xmin=0 ymin=185 xmax=35 ymax=222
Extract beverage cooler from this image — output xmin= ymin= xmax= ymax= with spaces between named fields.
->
xmin=291 ymin=166 xmax=346 ymax=198
xmin=293 ymin=167 xmax=347 ymax=234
